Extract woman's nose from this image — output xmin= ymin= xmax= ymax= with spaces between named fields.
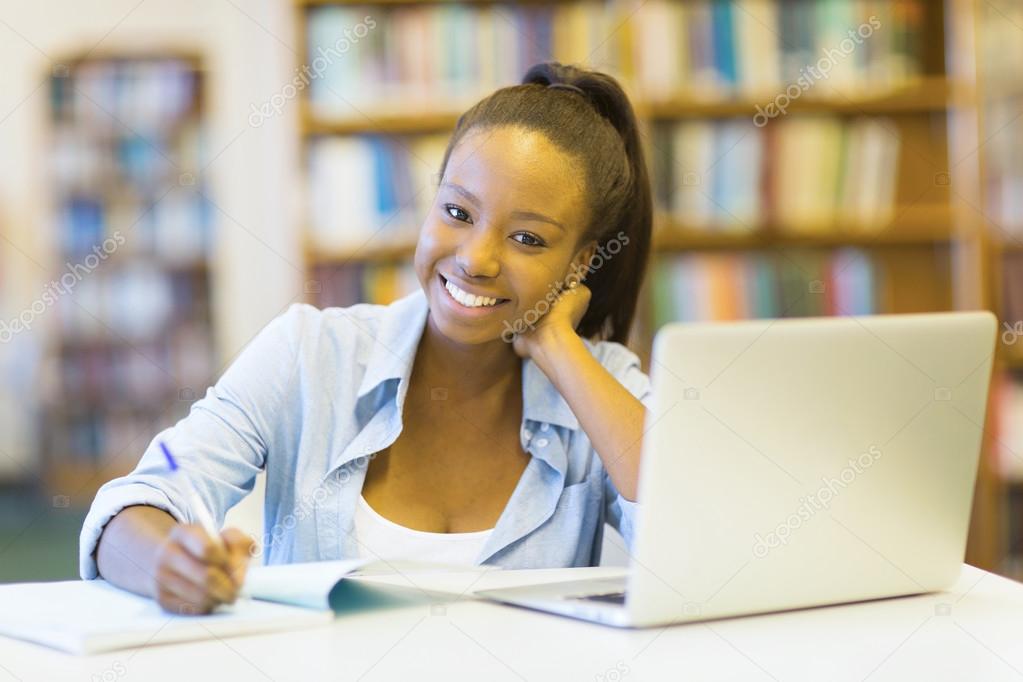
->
xmin=455 ymin=228 xmax=501 ymax=279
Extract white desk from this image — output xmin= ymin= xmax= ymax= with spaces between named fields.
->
xmin=1 ymin=564 xmax=1021 ymax=682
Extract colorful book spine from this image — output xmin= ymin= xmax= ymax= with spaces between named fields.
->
xmin=650 ymin=249 xmax=875 ymax=328
xmin=658 ymin=116 xmax=901 ymax=232
xmin=310 ymin=262 xmax=420 ymax=309
xmin=307 ymin=132 xmax=449 ymax=251
xmin=305 ymin=2 xmax=618 ymax=115
xmin=627 ymin=0 xmax=924 ymax=98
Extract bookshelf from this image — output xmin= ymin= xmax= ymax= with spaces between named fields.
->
xmin=40 ymin=54 xmax=217 ymax=501
xmin=975 ymin=0 xmax=1023 ymax=579
xmin=293 ymin=0 xmax=1017 ymax=575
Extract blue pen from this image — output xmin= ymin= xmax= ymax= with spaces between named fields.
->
xmin=159 ymin=440 xmax=225 ymax=550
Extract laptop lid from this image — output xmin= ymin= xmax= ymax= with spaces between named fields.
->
xmin=626 ymin=311 xmax=997 ymax=626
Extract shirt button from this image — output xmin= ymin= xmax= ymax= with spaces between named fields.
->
xmin=535 ymin=438 xmax=549 ymax=448
xmin=523 ymin=429 xmax=532 ymax=441
xmin=540 ymin=423 xmax=550 ymax=432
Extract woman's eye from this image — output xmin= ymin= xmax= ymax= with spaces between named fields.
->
xmin=444 ymin=204 xmax=472 ymax=223
xmin=511 ymin=232 xmax=545 ymax=247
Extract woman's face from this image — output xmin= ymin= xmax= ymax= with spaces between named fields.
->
xmin=414 ymin=126 xmax=595 ymax=346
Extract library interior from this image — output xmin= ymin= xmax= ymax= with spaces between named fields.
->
xmin=0 ymin=0 xmax=1022 ymax=590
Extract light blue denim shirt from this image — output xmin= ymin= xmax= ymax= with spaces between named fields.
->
xmin=79 ymin=287 xmax=652 ymax=579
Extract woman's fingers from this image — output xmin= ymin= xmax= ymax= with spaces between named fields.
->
xmin=220 ymin=528 xmax=256 ymax=586
xmin=152 ymin=525 xmax=242 ymax=614
xmin=154 ymin=561 xmax=218 ymax=614
xmin=171 ymin=524 xmax=231 ymax=569
xmin=161 ymin=545 xmax=238 ymax=604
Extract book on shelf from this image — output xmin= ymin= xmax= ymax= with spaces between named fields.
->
xmin=993 ymin=370 xmax=1023 ymax=482
xmin=656 ymin=115 xmax=900 ymax=232
xmin=54 ymin=165 xmax=212 ymax=265
xmin=984 ymin=96 xmax=1023 ymax=236
xmin=43 ymin=318 xmax=214 ymax=468
xmin=55 ymin=265 xmax=208 ymax=342
xmin=307 ymin=133 xmax=447 ymax=251
xmin=310 ymin=262 xmax=420 ymax=309
xmin=650 ymin=248 xmax=875 ymax=327
xmin=1006 ymin=485 xmax=1023 ymax=580
xmin=305 ymin=2 xmax=617 ymax=118
xmin=979 ymin=0 xmax=1023 ymax=96
xmin=50 ymin=58 xmax=198 ymax=134
xmin=1003 ymin=251 xmax=1023 ymax=324
xmin=628 ymin=0 xmax=925 ymax=100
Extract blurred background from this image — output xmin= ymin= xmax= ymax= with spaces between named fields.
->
xmin=0 ymin=0 xmax=1021 ymax=584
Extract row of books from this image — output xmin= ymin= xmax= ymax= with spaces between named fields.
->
xmin=1002 ymin=254 xmax=1023 ymax=376
xmin=308 ymin=114 xmax=901 ymax=247
xmin=43 ymin=405 xmax=190 ymax=466
xmin=307 ymin=133 xmax=447 ymax=251
xmin=980 ymin=3 xmax=1023 ymax=235
xmin=57 ymin=187 xmax=212 ymax=263
xmin=305 ymin=2 xmax=617 ymax=116
xmin=653 ymin=116 xmax=900 ymax=230
xmin=1006 ymin=484 xmax=1023 ymax=579
xmin=52 ymin=323 xmax=214 ymax=409
xmin=303 ymin=0 xmax=929 ymax=117
xmin=310 ymin=248 xmax=887 ymax=325
xmin=309 ymin=262 xmax=420 ymax=309
xmin=650 ymin=249 xmax=875 ymax=326
xmin=630 ymin=0 xmax=925 ymax=99
xmin=49 ymin=59 xmax=198 ymax=133
xmin=980 ymin=0 xmax=1023 ymax=94
xmin=51 ymin=121 xmax=205 ymax=194
xmin=985 ymin=97 xmax=1023 ymax=236
xmin=1004 ymin=253 xmax=1023 ymax=332
xmin=994 ymin=371 xmax=1023 ymax=482
xmin=56 ymin=266 xmax=208 ymax=342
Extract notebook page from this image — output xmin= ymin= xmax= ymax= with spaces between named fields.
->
xmin=0 ymin=580 xmax=333 ymax=655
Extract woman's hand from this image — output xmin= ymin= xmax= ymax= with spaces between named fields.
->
xmin=151 ymin=524 xmax=255 ymax=615
xmin=511 ymin=281 xmax=591 ymax=361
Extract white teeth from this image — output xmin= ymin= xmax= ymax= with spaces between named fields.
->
xmin=444 ymin=279 xmax=501 ymax=308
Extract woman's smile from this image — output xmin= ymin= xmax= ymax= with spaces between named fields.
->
xmin=437 ymin=273 xmax=511 ymax=317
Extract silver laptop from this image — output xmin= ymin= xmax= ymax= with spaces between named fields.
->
xmin=478 ymin=311 xmax=997 ymax=627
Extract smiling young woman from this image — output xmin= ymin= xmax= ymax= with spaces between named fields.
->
xmin=82 ymin=62 xmax=654 ymax=615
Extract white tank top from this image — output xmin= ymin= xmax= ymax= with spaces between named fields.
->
xmin=353 ymin=495 xmax=494 ymax=566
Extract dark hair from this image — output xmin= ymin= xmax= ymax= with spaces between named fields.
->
xmin=436 ymin=62 xmax=653 ymax=345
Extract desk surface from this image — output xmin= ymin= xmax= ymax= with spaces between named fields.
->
xmin=1 ymin=564 xmax=1021 ymax=682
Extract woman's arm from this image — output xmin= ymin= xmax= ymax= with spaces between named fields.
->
xmin=513 ymin=284 xmax=646 ymax=500
xmin=95 ymin=505 xmax=253 ymax=614
xmin=81 ymin=304 xmax=307 ymax=609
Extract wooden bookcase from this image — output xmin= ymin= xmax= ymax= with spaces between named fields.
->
xmin=40 ymin=52 xmax=216 ymax=502
xmin=972 ymin=0 xmax=1023 ymax=579
xmin=293 ymin=0 xmax=1019 ymax=576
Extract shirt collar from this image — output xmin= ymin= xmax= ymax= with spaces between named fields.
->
xmin=355 ymin=288 xmax=430 ymax=400
xmin=354 ymin=287 xmax=580 ymax=431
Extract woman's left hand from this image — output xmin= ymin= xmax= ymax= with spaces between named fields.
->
xmin=511 ymin=282 xmax=591 ymax=360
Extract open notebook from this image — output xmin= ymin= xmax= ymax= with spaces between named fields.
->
xmin=0 ymin=558 xmax=494 ymax=655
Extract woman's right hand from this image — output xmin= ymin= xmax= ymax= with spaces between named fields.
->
xmin=151 ymin=524 xmax=256 ymax=614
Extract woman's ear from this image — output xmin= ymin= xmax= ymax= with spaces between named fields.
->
xmin=570 ymin=240 xmax=598 ymax=283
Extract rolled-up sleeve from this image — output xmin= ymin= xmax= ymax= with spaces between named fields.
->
xmin=79 ymin=304 xmax=306 ymax=579
xmin=598 ymin=342 xmax=652 ymax=549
